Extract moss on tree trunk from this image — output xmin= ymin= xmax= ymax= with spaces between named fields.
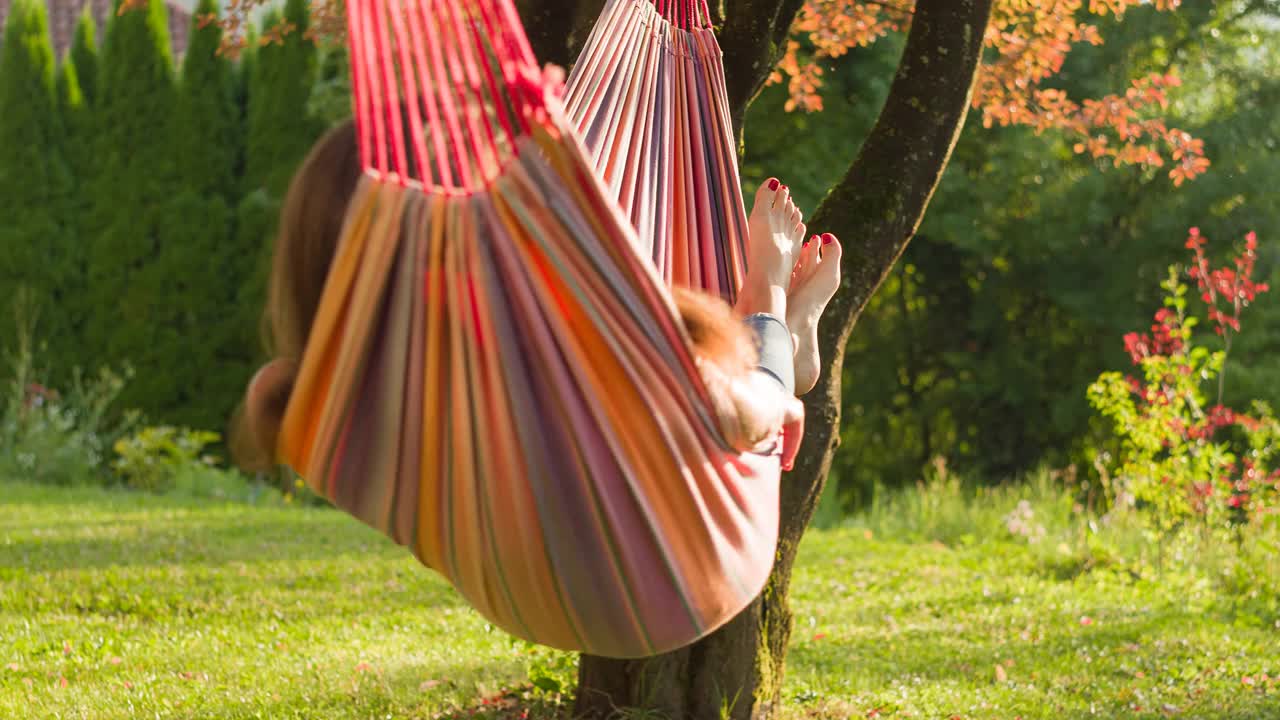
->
xmin=571 ymin=0 xmax=994 ymax=717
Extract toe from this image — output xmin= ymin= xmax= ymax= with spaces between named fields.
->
xmin=807 ymin=236 xmax=822 ymax=265
xmin=820 ymin=234 xmax=842 ymax=264
xmin=819 ymin=235 xmax=843 ymax=289
xmin=753 ymin=178 xmax=780 ymax=213
xmin=797 ymin=237 xmax=819 ymax=280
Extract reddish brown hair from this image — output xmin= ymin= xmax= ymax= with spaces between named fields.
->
xmin=230 ymin=120 xmax=361 ymax=472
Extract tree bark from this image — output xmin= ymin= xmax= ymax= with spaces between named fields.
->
xmin=573 ymin=0 xmax=993 ymax=717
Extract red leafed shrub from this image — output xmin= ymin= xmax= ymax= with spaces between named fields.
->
xmin=1089 ymin=228 xmax=1278 ymax=532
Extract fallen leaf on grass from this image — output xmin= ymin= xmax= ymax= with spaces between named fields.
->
xmin=420 ymin=679 xmax=443 ymax=691
xmin=1079 ymin=616 xmax=1094 ymax=626
xmin=6 ymin=663 xmax=18 ymax=671
xmin=995 ymin=664 xmax=1008 ymax=682
xmin=109 ymin=657 xmax=123 ymax=666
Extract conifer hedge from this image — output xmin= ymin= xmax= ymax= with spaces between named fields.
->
xmin=0 ymin=0 xmax=73 ymax=376
xmin=0 ymin=0 xmax=334 ymax=432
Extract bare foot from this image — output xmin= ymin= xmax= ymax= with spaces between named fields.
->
xmin=787 ymin=233 xmax=842 ymax=395
xmin=737 ymin=178 xmax=806 ymax=319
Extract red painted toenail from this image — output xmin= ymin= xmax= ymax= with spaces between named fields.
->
xmin=822 ymin=233 xmax=835 ymax=245
xmin=768 ymin=179 xmax=779 ymax=190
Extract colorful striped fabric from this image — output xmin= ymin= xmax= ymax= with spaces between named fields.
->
xmin=276 ymin=0 xmax=782 ymax=657
xmin=564 ymin=0 xmax=749 ymax=303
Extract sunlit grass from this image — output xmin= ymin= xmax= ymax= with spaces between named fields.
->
xmin=2 ymin=480 xmax=1277 ymax=719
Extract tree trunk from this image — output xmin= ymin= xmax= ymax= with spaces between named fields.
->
xmin=573 ymin=0 xmax=993 ymax=717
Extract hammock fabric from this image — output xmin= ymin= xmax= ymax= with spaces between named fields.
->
xmin=564 ymin=0 xmax=748 ymax=302
xmin=277 ymin=0 xmax=781 ymax=658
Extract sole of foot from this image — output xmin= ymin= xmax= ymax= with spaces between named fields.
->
xmin=738 ymin=178 xmax=806 ymax=319
xmin=787 ymin=233 xmax=842 ymax=395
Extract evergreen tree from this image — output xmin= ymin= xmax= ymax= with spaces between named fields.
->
xmin=156 ymin=0 xmax=246 ymax=429
xmin=174 ymin=0 xmax=238 ymax=200
xmin=54 ymin=35 xmax=94 ymax=383
xmin=85 ymin=0 xmax=178 ymax=414
xmin=0 ymin=0 xmax=73 ymax=373
xmin=308 ymin=43 xmax=351 ymax=128
xmin=244 ymin=0 xmax=321 ymax=195
xmin=234 ymin=0 xmax=323 ymax=375
xmin=69 ymin=4 xmax=98 ymax=105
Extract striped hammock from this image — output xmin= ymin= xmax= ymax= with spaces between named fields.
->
xmin=277 ymin=0 xmax=781 ymax=657
xmin=564 ymin=0 xmax=748 ymax=302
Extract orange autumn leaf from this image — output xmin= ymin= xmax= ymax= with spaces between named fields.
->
xmin=196 ymin=0 xmax=1208 ymax=185
xmin=774 ymin=0 xmax=1207 ymax=185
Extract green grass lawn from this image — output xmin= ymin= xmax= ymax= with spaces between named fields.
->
xmin=2 ymin=481 xmax=1278 ymax=719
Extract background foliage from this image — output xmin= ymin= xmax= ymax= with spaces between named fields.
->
xmin=0 ymin=0 xmax=326 ymax=432
xmin=0 ymin=0 xmax=1277 ymax=518
xmin=743 ymin=0 xmax=1280 ymax=511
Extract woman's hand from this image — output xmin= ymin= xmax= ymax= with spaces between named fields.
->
xmin=701 ymin=360 xmax=806 ymax=471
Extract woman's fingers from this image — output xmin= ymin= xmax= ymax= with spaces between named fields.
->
xmin=780 ymin=396 xmax=805 ymax=471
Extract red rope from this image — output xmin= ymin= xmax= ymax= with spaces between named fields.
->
xmin=386 ymin=1 xmax=426 ymax=182
xmin=369 ymin=0 xmax=408 ymax=182
xmin=361 ymin=0 xmax=388 ymax=175
xmin=347 ymin=0 xmax=546 ymax=190
xmin=405 ymin=0 xmax=452 ymax=185
xmin=436 ymin=0 xmax=483 ymax=178
xmin=347 ymin=0 xmax=371 ymax=170
xmin=442 ymin=0 xmax=502 ymax=179
xmin=421 ymin=0 xmax=472 ymax=188
xmin=467 ymin=0 xmax=519 ymax=151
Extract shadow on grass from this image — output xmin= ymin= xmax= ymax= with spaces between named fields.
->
xmin=186 ymin=661 xmax=570 ymax=720
xmin=0 ymin=514 xmax=411 ymax=573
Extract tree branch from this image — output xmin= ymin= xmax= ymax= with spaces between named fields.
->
xmin=515 ymin=0 xmax=604 ymax=68
xmin=717 ymin=0 xmax=807 ymax=130
xmin=781 ymin=0 xmax=994 ymax=573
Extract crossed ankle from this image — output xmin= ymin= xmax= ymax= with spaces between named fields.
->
xmin=737 ymin=278 xmax=788 ymax=319
xmin=786 ymin=308 xmax=821 ymax=331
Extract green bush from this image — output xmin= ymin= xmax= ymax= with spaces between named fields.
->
xmin=111 ymin=425 xmax=220 ymax=492
xmin=168 ymin=462 xmax=286 ymax=505
xmin=1089 ymin=229 xmax=1279 ymax=539
xmin=0 ymin=302 xmax=137 ymax=485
